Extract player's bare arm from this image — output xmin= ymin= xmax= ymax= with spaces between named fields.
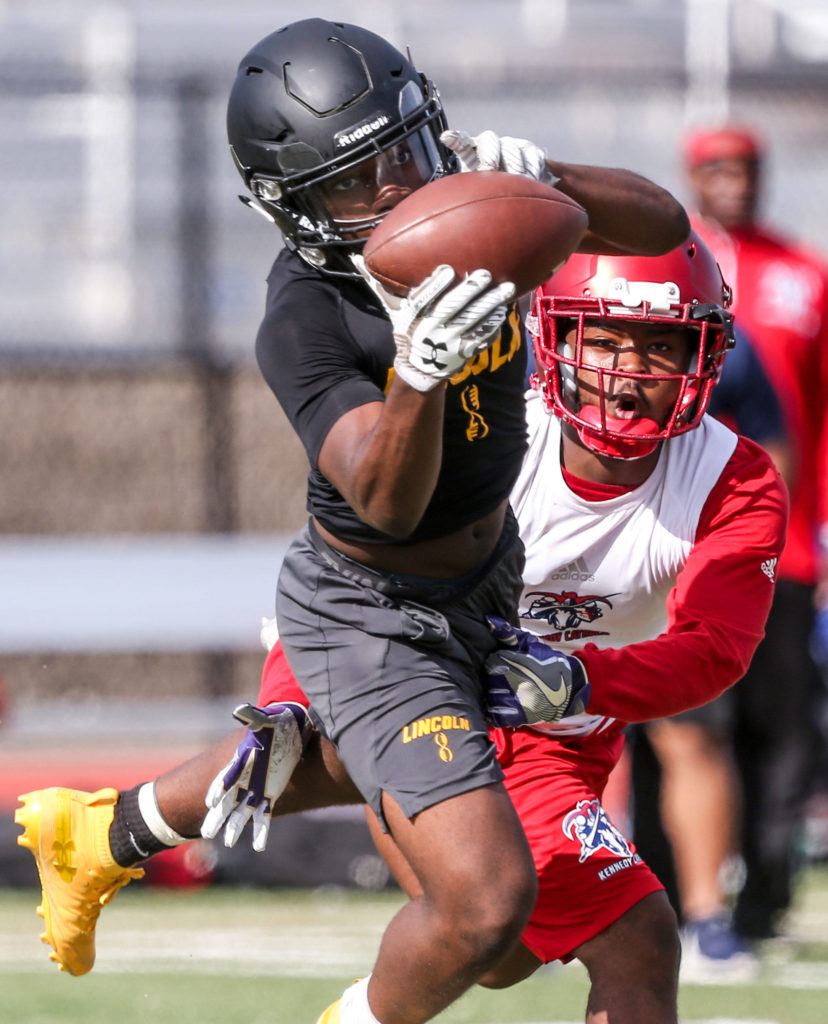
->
xmin=317 ymin=388 xmax=446 ymax=540
xmin=438 ymin=129 xmax=688 ymax=259
xmin=315 ymin=384 xmax=514 ymax=578
xmin=314 ymin=335 xmax=509 ymax=579
xmin=547 ymin=161 xmax=690 ymax=256
xmin=315 ymin=258 xmax=516 ymax=573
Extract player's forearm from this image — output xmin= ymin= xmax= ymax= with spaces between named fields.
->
xmin=548 ymin=162 xmax=690 ymax=256
xmin=155 ymin=731 xmax=246 ymax=836
xmin=578 ymin=619 xmax=760 ymax=722
xmin=270 ymin=734 xmax=363 ymax=816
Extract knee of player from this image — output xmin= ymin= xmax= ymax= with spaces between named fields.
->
xmin=452 ymin=870 xmax=537 ymax=962
xmin=477 ymin=947 xmax=542 ymax=990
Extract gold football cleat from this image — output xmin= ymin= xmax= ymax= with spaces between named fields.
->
xmin=315 ymin=999 xmax=342 ymax=1024
xmin=15 ymin=787 xmax=144 ymax=976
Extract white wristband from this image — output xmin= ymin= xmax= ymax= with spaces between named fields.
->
xmin=138 ymin=782 xmax=191 ymax=846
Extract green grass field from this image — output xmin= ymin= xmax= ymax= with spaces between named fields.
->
xmin=2 ymin=867 xmax=828 ymax=1023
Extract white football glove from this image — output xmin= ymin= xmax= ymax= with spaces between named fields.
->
xmin=440 ymin=128 xmax=560 ymax=186
xmin=352 ymin=255 xmax=515 ymax=392
xmin=201 ymin=701 xmax=311 ymax=852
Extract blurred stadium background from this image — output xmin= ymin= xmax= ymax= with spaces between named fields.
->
xmin=2 ymin=0 xmax=828 ymax=893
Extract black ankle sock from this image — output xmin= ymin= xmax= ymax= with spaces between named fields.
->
xmin=109 ymin=784 xmax=175 ymax=867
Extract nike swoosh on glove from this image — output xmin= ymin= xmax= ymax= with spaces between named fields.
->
xmin=483 ymin=615 xmax=591 ymax=728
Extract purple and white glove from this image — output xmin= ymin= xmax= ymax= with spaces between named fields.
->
xmin=440 ymin=129 xmax=560 ymax=186
xmin=201 ymin=702 xmax=312 ymax=852
xmin=483 ymin=616 xmax=591 ymax=728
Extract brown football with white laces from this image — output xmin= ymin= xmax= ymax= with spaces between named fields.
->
xmin=363 ymin=170 xmax=588 ymax=297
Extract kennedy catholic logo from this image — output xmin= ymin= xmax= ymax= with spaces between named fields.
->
xmin=523 ymin=589 xmax=613 ymax=642
xmin=563 ymin=798 xmax=636 ymax=868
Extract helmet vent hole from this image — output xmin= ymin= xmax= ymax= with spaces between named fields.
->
xmin=688 ymin=242 xmax=696 ymax=258
xmin=245 ymin=66 xmax=263 ymax=76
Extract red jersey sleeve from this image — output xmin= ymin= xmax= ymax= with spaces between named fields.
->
xmin=257 ymin=640 xmax=310 ymax=707
xmin=578 ymin=436 xmax=788 ymax=722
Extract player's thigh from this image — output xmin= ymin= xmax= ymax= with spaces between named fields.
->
xmin=382 ymin=784 xmax=537 ymax=917
xmin=646 ymin=716 xmax=732 ymax=768
xmin=477 ymin=942 xmax=543 ymax=989
xmin=366 ymin=806 xmax=423 ymax=897
xmin=497 ymin=729 xmax=665 ymax=964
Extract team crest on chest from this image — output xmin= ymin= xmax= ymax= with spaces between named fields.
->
xmin=522 ymin=589 xmax=614 ymax=642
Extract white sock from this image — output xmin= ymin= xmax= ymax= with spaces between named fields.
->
xmin=340 ymin=975 xmax=382 ymax=1024
xmin=137 ymin=782 xmax=190 ymax=846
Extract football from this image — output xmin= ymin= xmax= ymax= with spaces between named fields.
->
xmin=363 ymin=170 xmax=588 ymax=298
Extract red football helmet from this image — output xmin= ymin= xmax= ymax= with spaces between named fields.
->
xmin=529 ymin=232 xmax=734 ymax=459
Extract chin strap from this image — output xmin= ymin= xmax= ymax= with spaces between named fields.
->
xmin=576 ymin=405 xmax=661 ymax=460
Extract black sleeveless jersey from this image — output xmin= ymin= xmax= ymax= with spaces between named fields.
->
xmin=256 ymin=249 xmax=528 ymax=545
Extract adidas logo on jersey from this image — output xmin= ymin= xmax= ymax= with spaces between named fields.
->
xmin=761 ymin=557 xmax=778 ymax=582
xmin=550 ymin=558 xmax=595 ymax=583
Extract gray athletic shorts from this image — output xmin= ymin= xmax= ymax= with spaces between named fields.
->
xmin=276 ymin=511 xmax=525 ymax=830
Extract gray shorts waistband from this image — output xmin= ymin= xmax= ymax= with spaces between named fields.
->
xmin=307 ymin=511 xmax=519 ymax=606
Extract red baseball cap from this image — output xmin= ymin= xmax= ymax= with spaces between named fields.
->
xmin=682 ymin=126 xmax=763 ymax=168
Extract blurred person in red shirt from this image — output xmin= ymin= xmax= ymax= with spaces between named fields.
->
xmin=637 ymin=125 xmax=828 ymax=974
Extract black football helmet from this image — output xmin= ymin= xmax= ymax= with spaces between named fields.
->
xmin=227 ymin=19 xmax=456 ymax=275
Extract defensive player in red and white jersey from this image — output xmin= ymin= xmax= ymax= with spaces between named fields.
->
xmin=635 ymin=126 xmax=828 ymax=964
xmin=15 ymin=237 xmax=787 ymax=1024
xmin=352 ymin=233 xmax=788 ymax=1003
xmin=225 ymin=233 xmax=786 ymax=1017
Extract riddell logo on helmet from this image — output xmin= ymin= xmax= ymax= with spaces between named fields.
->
xmin=335 ymin=113 xmax=392 ymax=148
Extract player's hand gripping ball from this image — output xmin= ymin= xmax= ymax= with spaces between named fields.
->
xmin=353 ymin=255 xmax=515 ymax=392
xmin=363 ymin=170 xmax=588 ymax=298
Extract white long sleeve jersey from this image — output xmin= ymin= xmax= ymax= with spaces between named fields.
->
xmin=510 ymin=391 xmax=741 ymax=738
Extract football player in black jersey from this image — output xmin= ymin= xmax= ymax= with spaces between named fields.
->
xmin=16 ymin=19 xmax=690 ymax=1024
